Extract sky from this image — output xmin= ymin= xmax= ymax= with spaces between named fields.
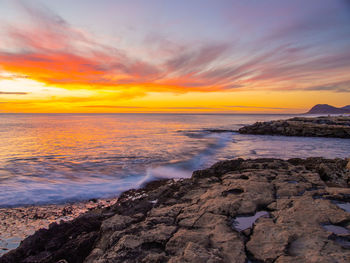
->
xmin=0 ymin=0 xmax=349 ymax=113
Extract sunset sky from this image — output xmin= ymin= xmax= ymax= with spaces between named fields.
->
xmin=0 ymin=0 xmax=349 ymax=113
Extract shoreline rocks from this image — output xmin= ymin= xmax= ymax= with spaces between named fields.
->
xmin=238 ymin=116 xmax=350 ymax=138
xmin=0 ymin=198 xmax=118 ymax=257
xmin=1 ymin=157 xmax=350 ymax=263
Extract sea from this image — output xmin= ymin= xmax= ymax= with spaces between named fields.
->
xmin=0 ymin=113 xmax=349 ymax=207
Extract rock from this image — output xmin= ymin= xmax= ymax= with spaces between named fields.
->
xmin=1 ymin=158 xmax=350 ymax=263
xmin=0 ymin=214 xmax=104 ymax=263
xmin=0 ymin=197 xmax=119 ymax=257
xmin=238 ymin=116 xmax=350 ymax=138
xmin=247 ymin=217 xmax=290 ymax=261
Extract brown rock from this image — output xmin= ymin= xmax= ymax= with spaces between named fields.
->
xmin=238 ymin=116 xmax=350 ymax=138
xmin=1 ymin=158 xmax=350 ymax=263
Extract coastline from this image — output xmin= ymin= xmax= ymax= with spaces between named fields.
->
xmin=0 ymin=198 xmax=118 ymax=256
xmin=1 ymin=157 xmax=349 ymax=262
xmin=238 ymin=116 xmax=350 ymax=138
xmin=1 ymin=115 xmax=350 ymax=262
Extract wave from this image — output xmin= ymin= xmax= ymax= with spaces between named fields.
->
xmin=140 ymin=132 xmax=234 ymax=185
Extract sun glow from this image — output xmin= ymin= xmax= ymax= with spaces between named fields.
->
xmin=0 ymin=0 xmax=349 ymax=113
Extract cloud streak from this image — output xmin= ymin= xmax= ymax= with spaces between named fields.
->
xmin=223 ymin=105 xmax=293 ymax=110
xmin=81 ymin=105 xmax=295 ymax=111
xmin=0 ymin=91 xmax=28 ymax=95
xmin=0 ymin=0 xmax=349 ymax=103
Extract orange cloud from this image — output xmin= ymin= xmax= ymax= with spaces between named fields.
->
xmin=1 ymin=0 xmax=350 ymax=98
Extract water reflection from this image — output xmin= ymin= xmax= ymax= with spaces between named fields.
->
xmin=0 ymin=114 xmax=349 ymax=207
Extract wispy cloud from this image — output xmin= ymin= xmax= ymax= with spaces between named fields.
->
xmin=223 ymin=105 xmax=293 ymax=110
xmin=303 ymin=81 xmax=350 ymax=93
xmin=81 ymin=105 xmax=296 ymax=111
xmin=0 ymin=91 xmax=28 ymax=95
xmin=81 ymin=105 xmax=220 ymax=110
xmin=0 ymin=0 xmax=349 ymax=99
xmin=82 ymin=105 xmax=146 ymax=109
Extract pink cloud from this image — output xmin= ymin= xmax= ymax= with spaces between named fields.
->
xmin=0 ymin=1 xmax=350 ymax=95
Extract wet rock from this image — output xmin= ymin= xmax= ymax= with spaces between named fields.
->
xmin=238 ymin=116 xmax=350 ymax=138
xmin=0 ymin=198 xmax=119 ymax=257
xmin=232 ymin=211 xmax=269 ymax=232
xmin=334 ymin=202 xmax=350 ymax=213
xmin=323 ymin=224 xmax=350 ymax=235
xmin=247 ymin=217 xmax=290 ymax=261
xmin=1 ymin=158 xmax=350 ymax=262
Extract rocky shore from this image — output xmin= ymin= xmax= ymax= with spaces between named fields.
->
xmin=238 ymin=116 xmax=350 ymax=138
xmin=0 ymin=198 xmax=118 ymax=257
xmin=1 ymin=157 xmax=350 ymax=263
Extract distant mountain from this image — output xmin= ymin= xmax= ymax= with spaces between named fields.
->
xmin=306 ymin=104 xmax=350 ymax=114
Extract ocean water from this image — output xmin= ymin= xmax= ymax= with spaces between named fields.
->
xmin=0 ymin=113 xmax=349 ymax=207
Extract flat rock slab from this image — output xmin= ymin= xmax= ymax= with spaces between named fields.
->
xmin=238 ymin=116 xmax=350 ymax=138
xmin=1 ymin=157 xmax=350 ymax=263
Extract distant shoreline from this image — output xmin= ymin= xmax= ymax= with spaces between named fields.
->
xmin=239 ymin=116 xmax=350 ymax=138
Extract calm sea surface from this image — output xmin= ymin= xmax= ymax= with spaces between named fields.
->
xmin=0 ymin=113 xmax=349 ymax=207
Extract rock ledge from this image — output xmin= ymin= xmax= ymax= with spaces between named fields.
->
xmin=1 ymin=158 xmax=350 ymax=263
xmin=238 ymin=116 xmax=350 ymax=138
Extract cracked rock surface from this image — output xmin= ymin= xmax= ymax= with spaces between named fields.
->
xmin=1 ymin=157 xmax=350 ymax=263
xmin=238 ymin=116 xmax=350 ymax=138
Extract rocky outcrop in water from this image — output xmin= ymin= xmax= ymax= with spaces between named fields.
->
xmin=1 ymin=158 xmax=350 ymax=263
xmin=238 ymin=116 xmax=350 ymax=138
